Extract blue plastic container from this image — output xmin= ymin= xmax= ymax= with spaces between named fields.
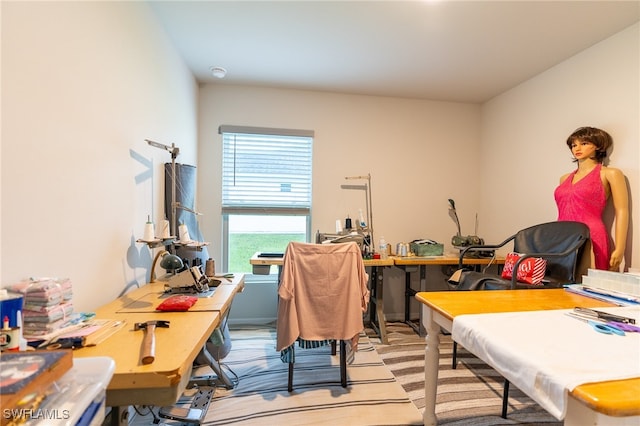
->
xmin=0 ymin=290 xmax=24 ymax=327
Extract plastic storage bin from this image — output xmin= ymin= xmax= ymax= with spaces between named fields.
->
xmin=26 ymin=357 xmax=115 ymax=426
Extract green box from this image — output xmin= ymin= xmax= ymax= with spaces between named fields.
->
xmin=410 ymin=242 xmax=444 ymax=257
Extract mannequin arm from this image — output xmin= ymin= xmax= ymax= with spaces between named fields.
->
xmin=606 ymin=168 xmax=629 ymax=270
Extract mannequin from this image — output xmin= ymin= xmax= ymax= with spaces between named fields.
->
xmin=554 ymin=127 xmax=628 ymax=271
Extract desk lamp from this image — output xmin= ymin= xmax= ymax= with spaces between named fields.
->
xmin=150 ymin=250 xmax=184 ymax=283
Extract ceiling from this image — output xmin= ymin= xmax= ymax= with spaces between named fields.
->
xmin=149 ymin=1 xmax=640 ymax=104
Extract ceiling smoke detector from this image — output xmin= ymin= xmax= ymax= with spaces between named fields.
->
xmin=210 ymin=66 xmax=227 ymax=79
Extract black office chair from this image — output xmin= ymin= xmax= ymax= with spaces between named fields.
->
xmin=448 ymin=220 xmax=590 ymax=418
xmin=276 ymin=241 xmax=369 ymax=392
xmin=450 ymin=221 xmax=590 ymax=291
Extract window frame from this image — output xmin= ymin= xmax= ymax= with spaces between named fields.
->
xmin=219 ymin=125 xmax=314 ymax=274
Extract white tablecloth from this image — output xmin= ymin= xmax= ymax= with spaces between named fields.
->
xmin=452 ymin=306 xmax=640 ymax=419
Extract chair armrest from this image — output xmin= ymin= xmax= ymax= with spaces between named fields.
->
xmin=458 ymin=234 xmax=515 ymax=268
xmin=509 ymin=235 xmax=587 ymax=289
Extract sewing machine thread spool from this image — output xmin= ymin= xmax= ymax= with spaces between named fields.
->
xmin=143 ymin=216 xmax=155 ymax=241
xmin=178 ymin=223 xmax=191 ymax=242
xmin=159 ymin=219 xmax=170 ymax=239
xmin=205 ymin=258 xmax=215 ymax=277
xmin=0 ymin=314 xmax=20 ymax=351
xmin=345 ymin=217 xmax=352 ymax=230
xmin=0 ymin=326 xmax=20 ymax=351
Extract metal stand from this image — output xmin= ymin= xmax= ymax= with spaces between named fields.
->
xmin=145 ymin=139 xmax=203 ymax=250
xmin=158 ymin=386 xmax=215 ymax=424
xmin=189 ymin=345 xmax=236 ymax=390
xmin=343 ymin=173 xmax=375 ymax=254
xmin=404 ymin=265 xmax=426 ymax=336
xmin=367 ymin=265 xmax=388 ymax=344
xmin=154 ymin=292 xmax=236 ymax=425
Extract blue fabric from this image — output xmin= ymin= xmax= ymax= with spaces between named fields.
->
xmin=280 ymin=338 xmax=333 ymax=363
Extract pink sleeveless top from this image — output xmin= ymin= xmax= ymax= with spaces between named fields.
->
xmin=554 ymin=164 xmax=609 ymax=270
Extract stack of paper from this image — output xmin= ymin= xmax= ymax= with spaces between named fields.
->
xmin=582 ymin=269 xmax=640 ymax=296
xmin=8 ymin=278 xmax=74 ymax=338
xmin=565 ymin=269 xmax=640 ymax=305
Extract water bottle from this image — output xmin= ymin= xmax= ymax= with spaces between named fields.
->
xmin=359 ymin=209 xmax=367 ymax=228
xmin=379 ymin=237 xmax=388 ymax=259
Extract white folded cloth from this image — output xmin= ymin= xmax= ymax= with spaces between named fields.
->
xmin=452 ymin=306 xmax=640 ymax=420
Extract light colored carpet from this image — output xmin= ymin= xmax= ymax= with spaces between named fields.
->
xmin=368 ymin=321 xmax=563 ymax=426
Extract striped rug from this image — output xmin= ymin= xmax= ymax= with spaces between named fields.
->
xmin=369 ymin=322 xmax=563 ymax=426
xmin=190 ymin=325 xmax=424 ymax=425
xmin=130 ymin=323 xmax=563 ymax=425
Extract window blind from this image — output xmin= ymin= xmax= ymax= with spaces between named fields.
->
xmin=221 ymin=127 xmax=313 ymax=214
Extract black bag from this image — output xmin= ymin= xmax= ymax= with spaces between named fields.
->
xmin=447 ymin=269 xmax=510 ymax=291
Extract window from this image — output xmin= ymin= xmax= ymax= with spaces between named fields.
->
xmin=220 ymin=126 xmax=313 ymax=275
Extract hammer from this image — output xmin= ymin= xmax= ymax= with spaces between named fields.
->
xmin=134 ymin=320 xmax=170 ymax=365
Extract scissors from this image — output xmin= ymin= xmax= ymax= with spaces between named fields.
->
xmin=566 ymin=312 xmax=627 ymax=336
xmin=572 ymin=307 xmax=640 ymax=332
xmin=608 ymin=321 xmax=640 ymax=333
xmin=572 ymin=313 xmax=640 ymax=332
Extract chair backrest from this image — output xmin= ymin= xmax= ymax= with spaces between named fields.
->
xmin=276 ymin=241 xmax=369 ymax=352
xmin=512 ymin=221 xmax=590 ymax=283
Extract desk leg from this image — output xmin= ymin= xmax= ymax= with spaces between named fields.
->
xmin=404 ymin=266 xmax=426 ymax=336
xmin=417 ymin=266 xmax=426 ymax=335
xmin=106 ymin=406 xmax=130 ymax=426
xmin=192 ymin=309 xmax=237 ymax=390
xmin=404 ymin=266 xmax=413 ymax=324
xmin=194 ymin=344 xmax=236 ymax=389
xmin=367 ymin=266 xmax=388 ymax=344
xmin=422 ymin=304 xmax=440 ymax=426
xmin=374 ymin=266 xmax=388 ymax=344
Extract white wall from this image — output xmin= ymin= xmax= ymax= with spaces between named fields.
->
xmin=198 ymin=85 xmax=481 ymax=321
xmin=480 ymin=23 xmax=639 ymax=270
xmin=198 ymin=85 xmax=481 ymax=262
xmin=1 ymin=2 xmax=198 ymax=311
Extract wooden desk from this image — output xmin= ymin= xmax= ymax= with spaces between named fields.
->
xmin=394 ymin=255 xmax=504 ymax=334
xmin=249 ymin=252 xmax=394 ymax=343
xmin=74 ymin=310 xmax=216 ymax=408
xmin=415 ymin=289 xmax=639 ymax=426
xmin=73 ymin=274 xmax=244 ymax=408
